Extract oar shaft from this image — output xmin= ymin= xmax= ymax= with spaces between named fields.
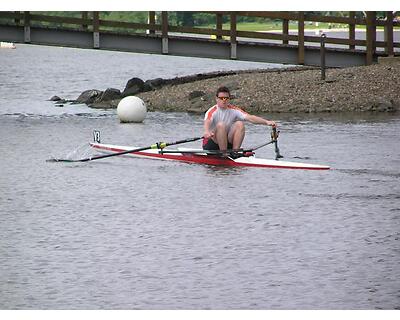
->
xmin=165 ymin=136 xmax=204 ymax=147
xmin=81 ymin=144 xmax=158 ymax=162
xmin=247 ymin=139 xmax=274 ymax=151
xmin=52 ymin=136 xmax=203 ymax=162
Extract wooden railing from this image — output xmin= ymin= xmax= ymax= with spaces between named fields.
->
xmin=1 ymin=11 xmax=399 ymax=65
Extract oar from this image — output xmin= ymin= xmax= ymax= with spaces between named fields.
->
xmin=246 ymin=139 xmax=275 ymax=152
xmin=271 ymin=127 xmax=283 ymax=160
xmin=48 ymin=136 xmax=204 ymax=163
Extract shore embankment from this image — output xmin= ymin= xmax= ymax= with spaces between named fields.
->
xmin=136 ymin=59 xmax=399 ymax=113
xmin=54 ymin=58 xmax=400 ymax=113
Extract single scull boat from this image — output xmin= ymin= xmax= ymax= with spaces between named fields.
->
xmin=89 ymin=142 xmax=330 ymax=170
xmin=49 ymin=130 xmax=329 ymax=170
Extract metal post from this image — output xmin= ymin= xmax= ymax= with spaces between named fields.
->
xmin=320 ymin=33 xmax=326 ymax=80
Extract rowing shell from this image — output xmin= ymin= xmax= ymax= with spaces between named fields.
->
xmin=90 ymin=143 xmax=330 ymax=170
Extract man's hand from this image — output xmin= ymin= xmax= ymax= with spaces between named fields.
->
xmin=204 ymin=131 xmax=214 ymax=139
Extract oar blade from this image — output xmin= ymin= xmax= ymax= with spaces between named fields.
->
xmin=46 ymin=157 xmax=86 ymax=163
xmin=46 ymin=158 xmax=65 ymax=162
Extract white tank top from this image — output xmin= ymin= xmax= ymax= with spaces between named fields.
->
xmin=204 ymin=104 xmax=248 ymax=132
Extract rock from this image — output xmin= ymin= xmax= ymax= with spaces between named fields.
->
xmin=188 ymin=90 xmax=206 ymax=100
xmin=54 ymin=99 xmax=67 ymax=104
xmin=85 ymin=88 xmax=122 ymax=108
xmin=89 ymin=99 xmax=120 ymax=109
xmin=50 ymin=97 xmax=68 ymax=105
xmin=145 ymin=78 xmax=165 ymax=90
xmin=391 ymin=99 xmax=400 ymax=111
xmin=370 ymin=97 xmax=396 ymax=112
xmin=98 ymin=88 xmax=122 ymax=102
xmin=49 ymin=95 xmax=62 ymax=101
xmin=76 ymin=89 xmax=103 ymax=104
xmin=122 ymin=77 xmax=144 ymax=96
xmin=222 ymin=81 xmax=240 ymax=90
xmin=341 ymin=72 xmax=355 ymax=79
xmin=142 ymin=81 xmax=153 ymax=92
xmin=230 ymin=91 xmax=240 ymax=99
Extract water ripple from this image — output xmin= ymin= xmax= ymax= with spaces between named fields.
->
xmin=337 ymin=168 xmax=400 ymax=178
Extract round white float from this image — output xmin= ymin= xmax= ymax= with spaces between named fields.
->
xmin=117 ymin=96 xmax=147 ymax=123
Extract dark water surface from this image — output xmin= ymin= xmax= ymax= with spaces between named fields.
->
xmin=0 ymin=45 xmax=399 ymax=309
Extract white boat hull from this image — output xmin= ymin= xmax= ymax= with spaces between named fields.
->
xmin=90 ymin=143 xmax=330 ymax=170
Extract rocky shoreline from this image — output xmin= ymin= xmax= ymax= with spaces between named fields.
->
xmin=52 ymin=58 xmax=400 ymax=114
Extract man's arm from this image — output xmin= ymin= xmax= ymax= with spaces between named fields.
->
xmin=244 ymin=114 xmax=276 ymax=127
xmin=203 ymin=118 xmax=214 ymax=138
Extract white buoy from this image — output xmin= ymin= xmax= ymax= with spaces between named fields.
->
xmin=117 ymin=96 xmax=147 ymax=123
xmin=0 ymin=42 xmax=16 ymax=49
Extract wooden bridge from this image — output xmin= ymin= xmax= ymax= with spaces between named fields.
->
xmin=0 ymin=11 xmax=399 ymax=67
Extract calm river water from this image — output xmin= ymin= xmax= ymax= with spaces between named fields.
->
xmin=0 ymin=44 xmax=399 ymax=310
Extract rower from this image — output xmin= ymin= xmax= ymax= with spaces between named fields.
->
xmin=203 ymin=86 xmax=277 ymax=158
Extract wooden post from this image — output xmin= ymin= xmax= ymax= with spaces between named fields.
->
xmin=349 ymin=11 xmax=356 ymax=50
xmin=82 ymin=12 xmax=88 ymax=31
xmin=14 ymin=11 xmax=21 ymax=25
xmin=282 ymin=19 xmax=289 ymax=45
xmin=297 ymin=11 xmax=305 ymax=65
xmin=93 ymin=11 xmax=100 ymax=48
xmin=161 ymin=11 xmax=168 ymax=54
xmin=148 ymin=11 xmax=155 ymax=35
xmin=216 ymin=13 xmax=223 ymax=40
xmin=230 ymin=12 xmax=237 ymax=59
xmin=366 ymin=11 xmax=376 ymax=65
xmin=24 ymin=11 xmax=30 ymax=43
xmin=385 ymin=11 xmax=394 ymax=56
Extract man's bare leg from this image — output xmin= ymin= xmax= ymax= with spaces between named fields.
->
xmin=213 ymin=122 xmax=228 ymax=151
xmin=228 ymin=121 xmax=245 ymax=149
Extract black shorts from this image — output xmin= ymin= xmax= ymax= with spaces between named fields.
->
xmin=202 ymin=138 xmax=232 ymax=150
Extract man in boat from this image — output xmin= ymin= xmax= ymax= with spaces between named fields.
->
xmin=203 ymin=86 xmax=277 ymax=154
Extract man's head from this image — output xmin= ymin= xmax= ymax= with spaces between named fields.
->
xmin=216 ymin=86 xmax=231 ymax=108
